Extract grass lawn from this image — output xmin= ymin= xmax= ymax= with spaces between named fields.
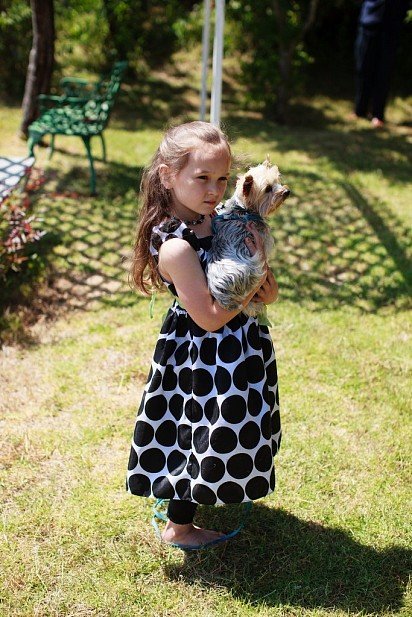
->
xmin=0 ymin=64 xmax=411 ymax=616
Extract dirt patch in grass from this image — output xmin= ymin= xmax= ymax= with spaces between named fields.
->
xmin=1 ymin=275 xmax=71 ymax=347
xmin=1 ymin=266 xmax=133 ymax=348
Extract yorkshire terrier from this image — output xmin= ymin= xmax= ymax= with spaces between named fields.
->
xmin=207 ymin=158 xmax=290 ymax=317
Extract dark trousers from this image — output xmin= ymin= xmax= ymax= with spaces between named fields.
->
xmin=354 ymin=24 xmax=401 ymax=121
xmin=167 ymin=499 xmax=198 ymax=525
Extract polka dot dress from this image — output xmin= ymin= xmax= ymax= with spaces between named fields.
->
xmin=126 ymin=217 xmax=281 ymax=505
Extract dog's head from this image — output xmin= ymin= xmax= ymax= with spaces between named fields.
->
xmin=234 ymin=157 xmax=290 ymax=216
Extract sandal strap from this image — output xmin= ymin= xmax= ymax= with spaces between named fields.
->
xmin=151 ymin=498 xmax=253 ymax=551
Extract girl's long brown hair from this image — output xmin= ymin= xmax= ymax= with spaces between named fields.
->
xmin=130 ymin=121 xmax=231 ymax=294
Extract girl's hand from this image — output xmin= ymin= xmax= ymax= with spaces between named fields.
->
xmin=253 ymin=268 xmax=279 ymax=305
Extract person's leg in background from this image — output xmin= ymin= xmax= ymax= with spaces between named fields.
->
xmin=354 ymin=25 xmax=380 ymax=119
xmin=371 ymin=23 xmax=403 ymax=124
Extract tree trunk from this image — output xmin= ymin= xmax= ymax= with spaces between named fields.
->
xmin=276 ymin=47 xmax=294 ymax=123
xmin=102 ymin=0 xmax=131 ymax=60
xmin=20 ymin=0 xmax=55 ymax=138
xmin=102 ymin=0 xmax=121 ymax=56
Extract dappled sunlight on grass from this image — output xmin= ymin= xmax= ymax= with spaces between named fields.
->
xmin=1 ymin=60 xmax=411 ymax=617
xmin=39 ymin=207 xmax=135 ymax=309
xmin=270 ymin=171 xmax=411 ymax=312
xmin=27 ymin=161 xmax=144 ymax=311
xmin=24 ymin=146 xmax=411 ymax=317
xmin=229 ymin=115 xmax=412 ymax=186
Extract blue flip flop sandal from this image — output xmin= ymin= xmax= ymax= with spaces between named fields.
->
xmin=152 ymin=498 xmax=253 ymax=551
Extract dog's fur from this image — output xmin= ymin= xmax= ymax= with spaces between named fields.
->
xmin=207 ymin=159 xmax=290 ymax=317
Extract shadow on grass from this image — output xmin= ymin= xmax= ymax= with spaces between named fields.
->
xmin=41 ymin=111 xmax=411 ymax=196
xmin=341 ymin=182 xmax=412 ymax=290
xmin=41 ymin=152 xmax=142 ymax=197
xmin=26 ymin=160 xmax=145 ymax=312
xmin=27 ymin=111 xmax=411 ymax=315
xmin=29 ymin=157 xmax=411 ymax=314
xmin=113 ymin=72 xmax=198 ymax=131
xmin=269 ymin=169 xmax=411 ymax=312
xmin=228 ymin=116 xmax=411 ymax=311
xmin=227 ymin=116 xmax=412 ymax=186
xmin=164 ymin=503 xmax=411 ymax=614
xmin=113 ymin=64 xmax=250 ymax=131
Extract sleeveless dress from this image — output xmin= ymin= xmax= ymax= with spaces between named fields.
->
xmin=126 ymin=217 xmax=281 ymax=505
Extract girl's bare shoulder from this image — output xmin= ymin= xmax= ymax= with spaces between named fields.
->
xmin=159 ymin=237 xmax=198 ymax=262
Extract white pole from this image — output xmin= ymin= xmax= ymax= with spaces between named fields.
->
xmin=210 ymin=0 xmax=225 ymax=126
xmin=200 ymin=0 xmax=211 ymax=120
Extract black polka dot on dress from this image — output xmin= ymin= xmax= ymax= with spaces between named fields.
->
xmin=126 ymin=217 xmax=281 ymax=505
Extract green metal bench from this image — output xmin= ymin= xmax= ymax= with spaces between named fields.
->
xmin=27 ymin=61 xmax=127 ymax=194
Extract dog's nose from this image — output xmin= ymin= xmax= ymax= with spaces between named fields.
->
xmin=283 ymin=188 xmax=290 ymax=198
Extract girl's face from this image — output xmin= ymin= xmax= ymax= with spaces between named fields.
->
xmin=162 ymin=143 xmax=231 ymax=220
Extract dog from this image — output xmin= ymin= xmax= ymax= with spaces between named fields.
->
xmin=206 ymin=158 xmax=290 ymax=317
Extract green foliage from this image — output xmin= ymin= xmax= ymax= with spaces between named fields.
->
xmin=1 ymin=1 xmax=196 ymax=99
xmin=0 ymin=0 xmax=32 ymax=99
xmin=2 ymin=0 xmax=411 ymax=112
xmin=172 ymin=2 xmax=204 ymax=49
xmin=0 ymin=193 xmax=46 ymax=280
xmin=55 ymin=1 xmax=201 ymax=78
xmin=226 ymin=0 xmax=316 ymax=115
xmin=100 ymin=0 xmax=193 ymax=72
xmin=54 ymin=0 xmax=109 ymax=72
xmin=0 ymin=190 xmax=59 ymax=327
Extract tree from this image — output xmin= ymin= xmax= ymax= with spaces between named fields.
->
xmin=101 ymin=0 xmax=192 ymax=70
xmin=0 ymin=0 xmax=32 ymax=99
xmin=227 ymin=0 xmax=320 ymax=122
xmin=20 ymin=0 xmax=55 ymax=138
xmin=272 ymin=0 xmax=319 ymax=121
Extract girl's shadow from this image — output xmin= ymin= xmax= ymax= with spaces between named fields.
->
xmin=164 ymin=504 xmax=411 ymax=613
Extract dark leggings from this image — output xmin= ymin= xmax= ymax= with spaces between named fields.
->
xmin=354 ymin=18 xmax=404 ymax=121
xmin=167 ymin=499 xmax=198 ymax=525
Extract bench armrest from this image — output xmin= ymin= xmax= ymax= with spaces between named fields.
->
xmin=37 ymin=93 xmax=94 ymax=113
xmin=37 ymin=94 xmax=66 ymax=112
xmin=60 ymin=77 xmax=90 ymax=87
xmin=59 ymin=77 xmax=101 ymax=98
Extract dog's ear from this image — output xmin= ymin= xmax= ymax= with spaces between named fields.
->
xmin=243 ymin=175 xmax=254 ymax=197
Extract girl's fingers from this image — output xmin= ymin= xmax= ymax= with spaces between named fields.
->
xmin=266 ymin=268 xmax=274 ymax=282
xmin=253 ymin=267 xmax=278 ymax=304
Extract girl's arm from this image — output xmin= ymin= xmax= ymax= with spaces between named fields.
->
xmin=158 ymin=238 xmax=265 ymax=332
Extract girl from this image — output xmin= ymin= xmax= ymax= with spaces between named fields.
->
xmin=127 ymin=121 xmax=281 ymax=549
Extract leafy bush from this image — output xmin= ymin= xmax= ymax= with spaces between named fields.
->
xmin=0 ymin=191 xmax=60 ymax=347
xmin=172 ymin=2 xmax=204 ymax=49
xmin=0 ymin=0 xmax=32 ymax=100
xmin=225 ymin=0 xmax=317 ymax=119
xmin=54 ymin=0 xmax=198 ymax=78
xmin=0 ymin=192 xmax=46 ymax=280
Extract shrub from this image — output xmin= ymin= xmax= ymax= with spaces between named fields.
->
xmin=0 ymin=192 xmax=59 ymax=347
xmin=0 ymin=192 xmax=46 ymax=280
xmin=0 ymin=0 xmax=32 ymax=100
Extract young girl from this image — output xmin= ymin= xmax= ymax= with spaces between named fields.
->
xmin=126 ymin=121 xmax=281 ymax=549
